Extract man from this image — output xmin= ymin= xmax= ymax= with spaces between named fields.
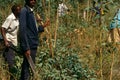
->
xmin=58 ymin=1 xmax=69 ymax=17
xmin=1 ymin=4 xmax=21 ymax=80
xmin=19 ymin=0 xmax=49 ymax=79
xmin=108 ymin=8 xmax=120 ymax=43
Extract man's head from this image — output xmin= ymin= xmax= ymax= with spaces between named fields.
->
xmin=25 ymin=0 xmax=36 ymax=8
xmin=11 ymin=4 xmax=21 ymax=18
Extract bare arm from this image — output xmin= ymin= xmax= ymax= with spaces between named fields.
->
xmin=1 ymin=27 xmax=10 ymax=47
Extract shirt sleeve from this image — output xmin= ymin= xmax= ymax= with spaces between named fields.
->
xmin=2 ymin=17 xmax=12 ymax=29
xmin=19 ymin=8 xmax=30 ymax=51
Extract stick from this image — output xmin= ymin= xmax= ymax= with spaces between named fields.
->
xmin=25 ymin=55 xmax=36 ymax=75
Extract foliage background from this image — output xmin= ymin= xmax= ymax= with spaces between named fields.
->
xmin=0 ymin=0 xmax=120 ymax=80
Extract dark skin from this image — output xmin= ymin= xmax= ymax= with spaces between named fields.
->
xmin=36 ymin=13 xmax=50 ymax=28
xmin=1 ymin=6 xmax=21 ymax=48
xmin=28 ymin=0 xmax=36 ymax=8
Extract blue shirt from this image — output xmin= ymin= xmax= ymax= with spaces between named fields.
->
xmin=19 ymin=6 xmax=44 ymax=51
xmin=110 ymin=9 xmax=120 ymax=29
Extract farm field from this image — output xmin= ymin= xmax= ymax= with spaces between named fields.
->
xmin=0 ymin=0 xmax=120 ymax=80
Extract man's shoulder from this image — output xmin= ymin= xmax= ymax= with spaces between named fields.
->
xmin=20 ymin=7 xmax=29 ymax=15
xmin=21 ymin=7 xmax=28 ymax=12
xmin=6 ymin=13 xmax=15 ymax=20
xmin=21 ymin=6 xmax=31 ymax=14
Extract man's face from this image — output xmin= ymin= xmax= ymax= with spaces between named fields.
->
xmin=29 ymin=0 xmax=36 ymax=8
xmin=15 ymin=6 xmax=21 ymax=17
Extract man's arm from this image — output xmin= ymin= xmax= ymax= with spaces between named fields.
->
xmin=19 ymin=8 xmax=30 ymax=52
xmin=1 ymin=17 xmax=13 ymax=47
xmin=38 ymin=19 xmax=50 ymax=33
xmin=1 ymin=27 xmax=10 ymax=47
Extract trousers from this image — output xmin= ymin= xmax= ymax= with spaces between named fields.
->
xmin=20 ymin=48 xmax=37 ymax=80
xmin=3 ymin=43 xmax=16 ymax=80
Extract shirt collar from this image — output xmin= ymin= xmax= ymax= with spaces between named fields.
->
xmin=30 ymin=7 xmax=33 ymax=11
xmin=11 ymin=13 xmax=17 ymax=20
xmin=26 ymin=5 xmax=34 ymax=12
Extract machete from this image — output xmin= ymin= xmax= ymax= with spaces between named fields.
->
xmin=25 ymin=54 xmax=36 ymax=75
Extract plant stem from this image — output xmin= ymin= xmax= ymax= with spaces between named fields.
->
xmin=110 ymin=45 xmax=115 ymax=80
xmin=53 ymin=11 xmax=59 ymax=48
xmin=99 ymin=27 xmax=103 ymax=80
xmin=45 ymin=0 xmax=54 ymax=58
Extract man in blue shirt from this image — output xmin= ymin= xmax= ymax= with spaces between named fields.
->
xmin=108 ymin=9 xmax=120 ymax=43
xmin=19 ymin=0 xmax=49 ymax=79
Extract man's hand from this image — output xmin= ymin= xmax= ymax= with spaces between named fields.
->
xmin=1 ymin=27 xmax=10 ymax=47
xmin=43 ymin=18 xmax=50 ymax=27
xmin=4 ymin=40 xmax=10 ymax=47
xmin=25 ymin=49 xmax=31 ymax=56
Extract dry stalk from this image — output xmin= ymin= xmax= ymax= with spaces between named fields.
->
xmin=53 ymin=11 xmax=59 ymax=48
xmin=109 ymin=43 xmax=115 ymax=80
xmin=99 ymin=28 xmax=103 ymax=80
xmin=44 ymin=0 xmax=54 ymax=58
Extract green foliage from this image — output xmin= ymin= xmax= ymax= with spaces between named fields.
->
xmin=37 ymin=49 xmax=96 ymax=80
xmin=1 ymin=0 xmax=120 ymax=80
xmin=0 ymin=0 xmax=23 ymax=8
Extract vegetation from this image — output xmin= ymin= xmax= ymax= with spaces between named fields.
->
xmin=0 ymin=0 xmax=120 ymax=80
